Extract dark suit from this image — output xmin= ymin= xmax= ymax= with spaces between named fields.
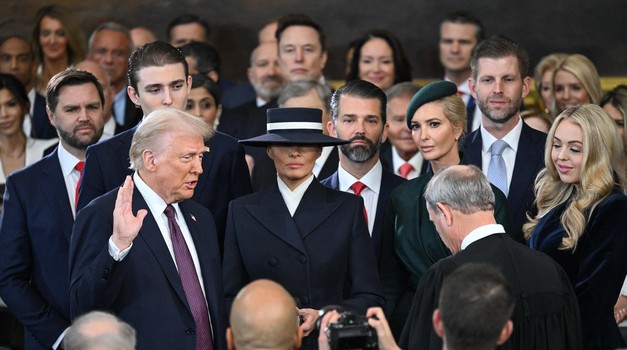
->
xmin=69 ymin=186 xmax=227 ymax=350
xmin=252 ymin=147 xmax=339 ymax=192
xmin=400 ymin=233 xmax=582 ymax=350
xmin=220 ymin=82 xmax=256 ymax=110
xmin=320 ymin=168 xmax=405 ymax=262
xmin=222 ymin=179 xmax=383 ymax=348
xmin=217 ymin=100 xmax=277 ymax=141
xmin=114 ymin=92 xmax=143 ymax=133
xmin=30 ymin=92 xmax=57 ymax=140
xmin=464 ymin=122 xmax=546 ymax=241
xmin=77 ymin=127 xmax=252 ymax=249
xmin=0 ymin=149 xmax=72 ymax=349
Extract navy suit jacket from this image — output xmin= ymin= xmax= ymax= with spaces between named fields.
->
xmin=463 ymin=122 xmax=546 ymax=241
xmin=118 ymin=93 xmax=143 ymax=133
xmin=0 ymin=148 xmax=72 ymax=349
xmin=223 ymin=179 xmax=384 ymax=311
xmin=77 ymin=126 xmax=252 ymax=251
xmin=69 ymin=186 xmax=227 ymax=350
xmin=320 ymin=168 xmax=406 ymax=262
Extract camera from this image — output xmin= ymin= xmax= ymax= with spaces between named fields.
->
xmin=317 ymin=306 xmax=378 ymax=350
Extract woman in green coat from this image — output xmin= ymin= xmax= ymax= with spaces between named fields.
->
xmin=379 ymin=81 xmax=514 ymax=338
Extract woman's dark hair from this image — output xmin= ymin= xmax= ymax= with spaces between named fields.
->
xmin=346 ymin=29 xmax=412 ymax=85
xmin=0 ymin=73 xmax=30 ymax=113
xmin=190 ymin=74 xmax=221 ymax=106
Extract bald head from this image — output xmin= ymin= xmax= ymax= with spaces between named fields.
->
xmin=228 ymin=280 xmax=301 ymax=350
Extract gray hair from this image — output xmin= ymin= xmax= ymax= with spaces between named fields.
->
xmin=425 ymin=165 xmax=495 ymax=214
xmin=278 ymin=79 xmax=332 ymax=113
xmin=385 ymin=81 xmax=420 ymax=101
xmin=129 ymin=108 xmax=213 ymax=171
xmin=88 ymin=22 xmax=133 ymax=56
xmin=63 ymin=311 xmax=136 ymax=350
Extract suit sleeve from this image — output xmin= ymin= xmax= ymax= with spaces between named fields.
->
xmin=575 ymin=195 xmax=627 ymax=347
xmin=379 ymin=193 xmax=410 ymax=317
xmin=69 ymin=195 xmax=130 ymax=319
xmin=0 ymin=177 xmax=69 ymax=347
xmin=76 ymin=145 xmax=107 ymax=211
xmin=221 ymin=201 xmax=251 ymax=314
xmin=340 ymin=196 xmax=385 ymax=313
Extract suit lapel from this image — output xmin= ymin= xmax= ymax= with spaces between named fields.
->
xmin=132 ymin=189 xmax=189 ymax=307
xmin=463 ymin=130 xmax=483 ymax=168
xmin=40 ymin=150 xmax=74 ymax=243
xmin=319 ymin=147 xmax=339 ymax=180
xmin=246 ymin=185 xmax=307 ymax=254
xmin=510 ymin=123 xmax=543 ymax=210
xmin=293 ymin=180 xmax=341 ymax=239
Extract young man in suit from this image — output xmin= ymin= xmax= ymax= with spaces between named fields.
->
xmin=399 ymin=165 xmax=581 ymax=350
xmin=321 ymin=80 xmax=405 ymax=262
xmin=464 ymin=36 xmax=546 ymax=242
xmin=77 ymin=41 xmax=251 ymax=249
xmin=0 ymin=68 xmax=105 ymax=349
xmin=70 ymin=109 xmax=226 ymax=350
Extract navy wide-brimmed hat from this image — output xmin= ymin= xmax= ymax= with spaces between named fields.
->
xmin=239 ymin=108 xmax=350 ymax=147
xmin=406 ymin=80 xmax=458 ymax=128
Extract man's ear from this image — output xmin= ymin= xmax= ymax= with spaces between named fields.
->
xmin=327 ymin=120 xmax=337 ymax=137
xmin=226 ymin=328 xmax=236 ymax=350
xmin=496 ymin=320 xmax=513 ymax=345
xmin=142 ymin=149 xmax=157 ymax=172
xmin=293 ymin=326 xmax=303 ymax=349
xmin=46 ymin=106 xmax=56 ymax=128
xmin=432 ymin=309 xmax=445 ymax=338
xmin=127 ymin=86 xmax=141 ymax=107
xmin=435 ymin=202 xmax=454 ymax=227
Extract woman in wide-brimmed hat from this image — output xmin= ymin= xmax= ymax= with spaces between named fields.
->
xmin=222 ymin=107 xmax=384 ymax=350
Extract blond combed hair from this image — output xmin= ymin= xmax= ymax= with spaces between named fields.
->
xmin=523 ymin=104 xmax=625 ymax=250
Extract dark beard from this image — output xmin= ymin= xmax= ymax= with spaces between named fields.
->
xmin=339 ymin=135 xmax=382 ymax=163
xmin=57 ymin=122 xmax=103 ymax=150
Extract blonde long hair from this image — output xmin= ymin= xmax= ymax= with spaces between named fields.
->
xmin=523 ymin=104 xmax=625 ymax=250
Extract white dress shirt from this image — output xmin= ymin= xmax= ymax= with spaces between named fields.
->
xmin=56 ymin=142 xmax=82 ymax=217
xmin=100 ymin=116 xmax=117 ymax=142
xmin=461 ymin=224 xmax=505 ymax=250
xmin=337 ymin=161 xmax=383 ymax=235
xmin=479 ymin=118 xmax=523 ymax=192
xmin=391 ymin=146 xmax=423 ymax=180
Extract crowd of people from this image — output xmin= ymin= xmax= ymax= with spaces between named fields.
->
xmin=0 ymin=5 xmax=626 ymax=350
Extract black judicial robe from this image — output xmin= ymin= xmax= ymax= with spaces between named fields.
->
xmin=399 ymin=233 xmax=582 ymax=350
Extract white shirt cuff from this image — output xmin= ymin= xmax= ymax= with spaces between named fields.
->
xmin=108 ymin=237 xmax=132 ymax=261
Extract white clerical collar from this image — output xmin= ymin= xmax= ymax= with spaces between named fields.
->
xmin=461 ymin=224 xmax=505 ymax=250
xmin=276 ymin=174 xmax=315 ymax=216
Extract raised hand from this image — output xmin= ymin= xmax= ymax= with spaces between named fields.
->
xmin=112 ymin=176 xmax=148 ymax=250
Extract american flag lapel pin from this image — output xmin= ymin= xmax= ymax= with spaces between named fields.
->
xmin=191 ymin=213 xmax=197 ymax=222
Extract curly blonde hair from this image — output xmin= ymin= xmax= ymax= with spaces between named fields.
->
xmin=523 ymin=104 xmax=625 ymax=250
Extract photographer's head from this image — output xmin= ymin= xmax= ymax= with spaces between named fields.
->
xmin=433 ymin=263 xmax=514 ymax=350
xmin=228 ymin=279 xmax=302 ymax=350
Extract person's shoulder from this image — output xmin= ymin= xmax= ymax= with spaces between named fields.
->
xmin=207 ymin=130 xmax=241 ymax=149
xmin=89 ymin=127 xmax=135 ymax=153
xmin=381 ymin=169 xmax=406 ymax=187
xmin=78 ymin=186 xmax=119 ymax=215
xmin=391 ymin=173 xmax=430 ymax=197
xmin=7 ymin=149 xmax=58 ymax=182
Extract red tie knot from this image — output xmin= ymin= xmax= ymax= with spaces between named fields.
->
xmin=350 ymin=181 xmax=367 ymax=196
xmin=399 ymin=163 xmax=414 ymax=179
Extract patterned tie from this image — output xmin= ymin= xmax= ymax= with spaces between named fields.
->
xmin=488 ymin=140 xmax=509 ymax=197
xmin=164 ymin=205 xmax=213 ymax=350
xmin=74 ymin=161 xmax=85 ymax=209
xmin=350 ymin=181 xmax=368 ymax=224
xmin=398 ymin=163 xmax=414 ymax=179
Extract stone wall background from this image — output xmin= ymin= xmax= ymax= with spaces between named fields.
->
xmin=1 ymin=0 xmax=625 ymax=83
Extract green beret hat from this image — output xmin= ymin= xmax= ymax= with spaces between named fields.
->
xmin=406 ymin=80 xmax=458 ymax=128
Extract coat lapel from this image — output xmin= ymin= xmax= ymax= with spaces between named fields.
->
xmin=132 ymin=189 xmax=188 ymax=307
xmin=293 ymin=180 xmax=341 ymax=239
xmin=40 ymin=149 xmax=75 ymax=243
xmin=510 ymin=123 xmax=544 ymax=211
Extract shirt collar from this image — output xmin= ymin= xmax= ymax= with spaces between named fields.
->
xmin=133 ymin=172 xmax=181 ymax=222
xmin=57 ymin=142 xmax=81 ymax=177
xmin=337 ymin=160 xmax=382 ymax=194
xmin=480 ymin=117 xmax=523 ymax=153
xmin=391 ymin=146 xmax=423 ymax=172
xmin=461 ymin=224 xmax=505 ymax=250
xmin=276 ymin=174 xmax=315 ymax=216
